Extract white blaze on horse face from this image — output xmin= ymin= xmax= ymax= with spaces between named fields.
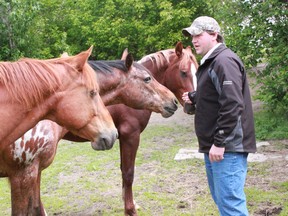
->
xmin=191 ymin=63 xmax=197 ymax=91
xmin=12 ymin=124 xmax=54 ymax=165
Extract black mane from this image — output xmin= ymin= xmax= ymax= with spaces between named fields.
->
xmin=88 ymin=60 xmax=128 ymax=74
xmin=88 ymin=60 xmax=150 ymax=74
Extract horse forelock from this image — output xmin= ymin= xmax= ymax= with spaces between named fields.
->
xmin=81 ymin=62 xmax=99 ymax=91
xmin=0 ymin=59 xmax=62 ymax=108
xmin=53 ymin=57 xmax=99 ymax=92
xmin=51 ymin=55 xmax=99 ymax=91
xmin=178 ymin=48 xmax=199 ymax=71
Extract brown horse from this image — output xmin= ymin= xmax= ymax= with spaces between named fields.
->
xmin=0 ymin=47 xmax=118 ymax=216
xmin=1 ymin=51 xmax=178 ymax=215
xmin=65 ymin=41 xmax=198 ymax=215
xmin=89 ymin=53 xmax=178 ymax=117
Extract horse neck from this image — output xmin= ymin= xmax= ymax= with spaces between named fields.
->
xmin=0 ymin=92 xmax=60 ymax=148
xmin=97 ymin=70 xmax=124 ymax=105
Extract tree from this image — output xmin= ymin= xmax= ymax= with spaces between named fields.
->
xmin=214 ymin=0 xmax=287 ymax=112
xmin=0 ymin=0 xmax=40 ymax=60
xmin=1 ymin=0 xmax=285 ymax=113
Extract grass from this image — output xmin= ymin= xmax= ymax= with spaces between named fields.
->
xmin=0 ymin=180 xmax=10 ymax=216
xmin=254 ymin=108 xmax=288 ymax=140
xmin=247 ymin=186 xmax=288 ymax=215
xmin=0 ymin=109 xmax=288 ymax=215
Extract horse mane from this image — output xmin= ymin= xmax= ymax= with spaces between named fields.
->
xmin=0 ymin=59 xmax=62 ymax=108
xmin=0 ymin=56 xmax=98 ymax=108
xmin=88 ymin=60 xmax=150 ymax=75
xmin=139 ymin=48 xmax=198 ymax=71
xmin=88 ymin=60 xmax=129 ymax=74
xmin=138 ymin=50 xmax=173 ymax=70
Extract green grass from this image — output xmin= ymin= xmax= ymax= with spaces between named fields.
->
xmin=0 ymin=111 xmax=288 ymax=215
xmin=247 ymin=186 xmax=288 ymax=215
xmin=254 ymin=108 xmax=288 ymax=140
xmin=0 ymin=179 xmax=10 ymax=215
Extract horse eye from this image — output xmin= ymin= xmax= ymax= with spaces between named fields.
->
xmin=144 ymin=76 xmax=151 ymax=83
xmin=90 ymin=90 xmax=97 ymax=97
xmin=180 ymin=70 xmax=187 ymax=78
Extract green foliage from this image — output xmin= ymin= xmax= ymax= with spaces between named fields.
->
xmin=0 ymin=0 xmax=40 ymax=60
xmin=0 ymin=0 xmax=286 ymax=110
xmin=254 ymin=108 xmax=288 ymax=140
xmin=0 ymin=0 xmax=215 ymax=60
xmin=215 ymin=0 xmax=288 ymax=111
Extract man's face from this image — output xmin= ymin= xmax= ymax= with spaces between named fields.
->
xmin=191 ymin=31 xmax=218 ymax=56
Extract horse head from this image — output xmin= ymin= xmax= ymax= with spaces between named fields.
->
xmin=121 ymin=50 xmax=178 ymax=117
xmin=48 ymin=47 xmax=118 ymax=150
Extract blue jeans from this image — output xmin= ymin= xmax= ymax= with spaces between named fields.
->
xmin=204 ymin=152 xmax=249 ymax=216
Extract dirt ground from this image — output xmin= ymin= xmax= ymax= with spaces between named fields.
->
xmin=148 ymin=102 xmax=288 ymax=215
xmin=48 ymin=74 xmax=288 ymax=216
xmin=55 ymin=106 xmax=286 ymax=216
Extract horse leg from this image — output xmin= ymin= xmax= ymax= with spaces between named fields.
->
xmin=9 ymin=166 xmax=44 ymax=216
xmin=119 ymin=132 xmax=140 ymax=216
xmin=36 ymin=171 xmax=47 ymax=216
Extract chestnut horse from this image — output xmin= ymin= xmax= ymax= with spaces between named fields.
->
xmin=0 ymin=47 xmax=118 ymax=216
xmin=1 ymin=52 xmax=178 ymax=215
xmin=106 ymin=41 xmax=198 ymax=216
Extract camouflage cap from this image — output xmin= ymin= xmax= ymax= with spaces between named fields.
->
xmin=182 ymin=16 xmax=221 ymax=37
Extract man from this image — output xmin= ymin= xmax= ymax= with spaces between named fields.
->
xmin=182 ymin=16 xmax=256 ymax=215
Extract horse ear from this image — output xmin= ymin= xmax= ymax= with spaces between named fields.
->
xmin=86 ymin=45 xmax=93 ymax=56
xmin=121 ymin=48 xmax=129 ymax=60
xmin=70 ymin=46 xmax=93 ymax=71
xmin=125 ymin=53 xmax=134 ymax=69
xmin=175 ymin=41 xmax=183 ymax=57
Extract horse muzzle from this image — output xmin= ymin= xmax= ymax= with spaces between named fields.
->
xmin=162 ymin=100 xmax=178 ymax=118
xmin=90 ymin=130 xmax=118 ymax=150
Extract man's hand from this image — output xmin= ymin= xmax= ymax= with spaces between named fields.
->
xmin=209 ymin=144 xmax=225 ymax=162
xmin=182 ymin=92 xmax=192 ymax=103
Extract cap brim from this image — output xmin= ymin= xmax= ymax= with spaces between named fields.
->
xmin=182 ymin=26 xmax=203 ymax=37
xmin=182 ymin=28 xmax=192 ymax=37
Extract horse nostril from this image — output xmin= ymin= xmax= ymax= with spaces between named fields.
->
xmin=174 ymin=99 xmax=178 ymax=105
xmin=104 ymin=138 xmax=112 ymax=149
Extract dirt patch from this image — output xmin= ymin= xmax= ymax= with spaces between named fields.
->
xmin=148 ymin=99 xmax=288 ymax=216
xmin=148 ymin=75 xmax=288 ymax=216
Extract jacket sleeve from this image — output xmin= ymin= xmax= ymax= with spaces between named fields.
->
xmin=209 ymin=57 xmax=245 ymax=147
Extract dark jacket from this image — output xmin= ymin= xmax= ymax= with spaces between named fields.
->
xmin=194 ymin=44 xmax=256 ymax=153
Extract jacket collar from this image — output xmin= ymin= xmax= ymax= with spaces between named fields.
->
xmin=200 ymin=43 xmax=222 ymax=65
xmin=203 ymin=43 xmax=227 ymax=64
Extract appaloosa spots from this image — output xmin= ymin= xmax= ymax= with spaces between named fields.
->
xmin=12 ymin=123 xmax=54 ymax=165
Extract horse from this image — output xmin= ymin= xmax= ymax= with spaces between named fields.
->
xmin=0 ymin=47 xmax=119 ymax=216
xmin=1 ymin=51 xmax=179 ymax=215
xmin=89 ymin=53 xmax=178 ymax=116
xmin=65 ymin=41 xmax=198 ymax=215
xmin=105 ymin=41 xmax=198 ymax=216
